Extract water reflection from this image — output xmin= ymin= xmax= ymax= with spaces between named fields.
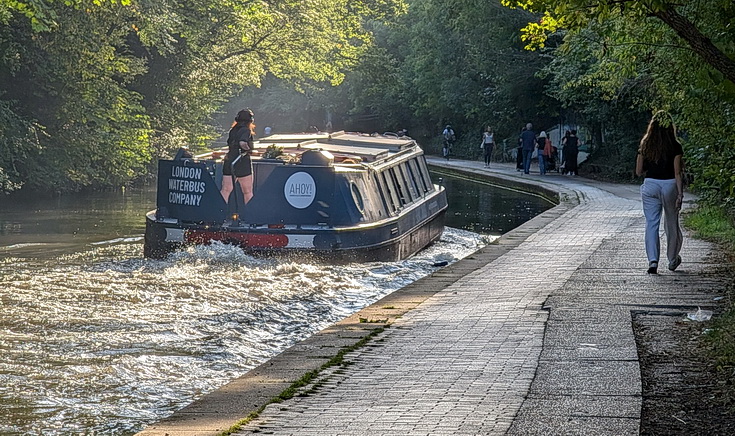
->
xmin=439 ymin=173 xmax=553 ymax=234
xmin=0 ymin=189 xmax=151 ymax=258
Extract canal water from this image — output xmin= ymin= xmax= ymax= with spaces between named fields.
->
xmin=0 ymin=173 xmax=552 ymax=435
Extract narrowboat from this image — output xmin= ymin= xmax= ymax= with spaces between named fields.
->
xmin=144 ymin=131 xmax=447 ymax=262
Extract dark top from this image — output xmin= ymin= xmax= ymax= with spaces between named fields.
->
xmin=537 ymin=137 xmax=546 ymax=150
xmin=226 ymin=124 xmax=253 ymax=160
xmin=643 ymin=142 xmax=683 ymax=180
xmin=520 ymin=130 xmax=536 ymax=151
xmin=223 ymin=124 xmax=254 ymax=177
xmin=564 ymin=135 xmax=578 ymax=151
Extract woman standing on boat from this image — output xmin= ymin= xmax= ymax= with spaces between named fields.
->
xmin=221 ymin=109 xmax=255 ymax=205
xmin=635 ymin=111 xmax=684 ymax=274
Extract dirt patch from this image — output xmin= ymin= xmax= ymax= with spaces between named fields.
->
xmin=634 ymin=312 xmax=735 ymax=435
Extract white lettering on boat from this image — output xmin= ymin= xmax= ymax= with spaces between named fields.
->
xmin=168 ymin=165 xmax=206 ymax=206
xmin=168 ymin=178 xmax=206 ymax=193
xmin=171 ymin=166 xmax=202 ymax=179
xmin=168 ymin=191 xmax=202 ymax=206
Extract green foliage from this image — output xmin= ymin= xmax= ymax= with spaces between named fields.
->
xmin=502 ymin=1 xmax=699 ymax=48
xmin=256 ymin=0 xmax=558 ymax=149
xmin=0 ymin=99 xmax=39 ymax=193
xmin=0 ymin=4 xmax=152 ymax=191
xmin=389 ymin=0 xmax=556 ymax=142
xmin=262 ymin=144 xmax=283 ymax=160
xmin=0 ymin=0 xmax=406 ymax=193
xmin=684 ymin=205 xmax=735 ymax=252
xmin=706 ymin=310 xmax=735 ymax=376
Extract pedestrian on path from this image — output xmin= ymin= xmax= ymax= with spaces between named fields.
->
xmin=480 ymin=126 xmax=495 ymax=168
xmin=537 ymin=131 xmax=549 ymax=175
xmin=562 ymin=130 xmax=580 ymax=176
xmin=516 ymin=126 xmax=525 ymax=171
xmin=636 ymin=111 xmax=684 ymax=274
xmin=520 ymin=123 xmax=535 ymax=174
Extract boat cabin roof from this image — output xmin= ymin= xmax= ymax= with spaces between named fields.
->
xmin=198 ymin=131 xmax=417 ymax=164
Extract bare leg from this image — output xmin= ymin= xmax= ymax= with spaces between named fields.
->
xmin=238 ymin=175 xmax=253 ymax=204
xmin=220 ymin=176 xmax=234 ymax=203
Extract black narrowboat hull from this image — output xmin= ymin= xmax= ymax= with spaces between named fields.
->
xmin=144 ymin=195 xmax=446 ymax=262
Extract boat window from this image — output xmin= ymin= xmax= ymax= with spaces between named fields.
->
xmin=373 ymin=174 xmax=391 ymax=215
xmin=417 ymin=156 xmax=434 ymax=191
xmin=402 ymin=161 xmax=421 ymax=199
xmin=397 ymin=163 xmax=417 ymax=202
xmin=388 ymin=167 xmax=407 ymax=206
xmin=350 ymin=182 xmax=365 ymax=213
xmin=380 ymin=171 xmax=399 ymax=213
xmin=409 ymin=158 xmax=429 ymax=194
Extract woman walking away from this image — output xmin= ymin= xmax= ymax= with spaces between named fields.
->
xmin=221 ymin=108 xmax=256 ymax=208
xmin=537 ymin=131 xmax=549 ymax=175
xmin=481 ymin=127 xmax=495 ymax=168
xmin=636 ymin=111 xmax=684 ymax=274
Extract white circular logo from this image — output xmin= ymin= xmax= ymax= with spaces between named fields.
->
xmin=284 ymin=172 xmax=316 ymax=209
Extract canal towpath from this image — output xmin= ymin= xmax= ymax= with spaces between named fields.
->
xmin=137 ymin=159 xmax=728 ymax=435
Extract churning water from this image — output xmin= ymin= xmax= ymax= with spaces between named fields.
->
xmin=0 ymin=230 xmax=487 ymax=434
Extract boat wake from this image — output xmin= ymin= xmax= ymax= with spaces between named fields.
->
xmin=0 ymin=227 xmax=488 ymax=435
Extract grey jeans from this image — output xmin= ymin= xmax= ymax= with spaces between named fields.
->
xmin=641 ymin=178 xmax=683 ymax=263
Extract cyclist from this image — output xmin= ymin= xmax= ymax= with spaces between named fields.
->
xmin=442 ymin=125 xmax=455 ymax=160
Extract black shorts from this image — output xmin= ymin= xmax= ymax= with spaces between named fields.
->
xmin=223 ymin=154 xmax=252 ymax=177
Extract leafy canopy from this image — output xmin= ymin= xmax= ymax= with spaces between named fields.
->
xmin=0 ymin=0 xmax=405 ymax=193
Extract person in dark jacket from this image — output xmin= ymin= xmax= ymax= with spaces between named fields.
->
xmin=221 ymin=109 xmax=256 ymax=206
xmin=516 ymin=126 xmax=525 ymax=171
xmin=520 ymin=123 xmax=535 ymax=174
xmin=563 ymin=130 xmax=579 ymax=176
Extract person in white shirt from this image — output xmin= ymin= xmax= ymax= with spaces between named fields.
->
xmin=480 ymin=127 xmax=495 ymax=168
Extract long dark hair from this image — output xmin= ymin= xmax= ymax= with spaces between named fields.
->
xmin=639 ymin=111 xmax=680 ymax=163
xmin=232 ymin=108 xmax=256 ymax=134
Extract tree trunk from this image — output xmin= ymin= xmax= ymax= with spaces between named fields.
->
xmin=655 ymin=7 xmax=735 ymax=84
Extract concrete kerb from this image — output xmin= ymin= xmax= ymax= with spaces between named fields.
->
xmin=135 ymin=163 xmax=582 ymax=436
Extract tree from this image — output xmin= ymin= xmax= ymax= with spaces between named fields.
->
xmin=501 ymin=0 xmax=735 ymax=84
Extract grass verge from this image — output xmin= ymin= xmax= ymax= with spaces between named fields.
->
xmin=684 ymin=205 xmax=735 ymax=255
xmin=683 ymin=204 xmax=735 ymax=406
